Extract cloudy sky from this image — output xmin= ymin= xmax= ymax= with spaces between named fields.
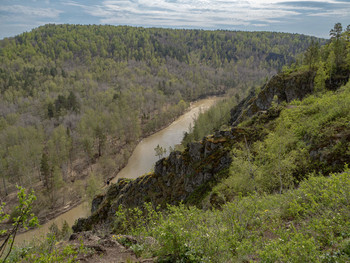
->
xmin=0 ymin=0 xmax=349 ymax=39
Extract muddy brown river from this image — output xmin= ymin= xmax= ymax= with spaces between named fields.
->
xmin=16 ymin=97 xmax=219 ymax=245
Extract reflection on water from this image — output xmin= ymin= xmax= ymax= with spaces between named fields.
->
xmin=16 ymin=97 xmax=219 ymax=245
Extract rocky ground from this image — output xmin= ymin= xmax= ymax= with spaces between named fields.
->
xmin=66 ymin=232 xmax=155 ymax=263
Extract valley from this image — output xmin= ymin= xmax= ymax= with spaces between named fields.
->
xmin=0 ymin=23 xmax=349 ymax=262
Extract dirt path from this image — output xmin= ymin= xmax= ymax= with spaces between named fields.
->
xmin=69 ymin=232 xmax=155 ymax=263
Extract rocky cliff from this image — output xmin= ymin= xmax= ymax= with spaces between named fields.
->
xmin=73 ymin=129 xmax=249 ymax=232
xmin=73 ymin=69 xmax=349 ymax=232
xmin=231 ymin=70 xmax=315 ymax=125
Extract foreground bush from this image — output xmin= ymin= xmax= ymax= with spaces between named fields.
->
xmin=114 ymin=168 xmax=350 ymax=262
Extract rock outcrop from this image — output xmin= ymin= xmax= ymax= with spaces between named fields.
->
xmin=73 ymin=128 xmax=255 ymax=232
xmin=74 ymin=68 xmax=350 ymax=233
xmin=231 ymin=70 xmax=315 ymax=125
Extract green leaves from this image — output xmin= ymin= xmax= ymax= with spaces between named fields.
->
xmin=13 ymin=185 xmax=39 ymax=230
xmin=154 ymin=144 xmax=167 ymax=160
xmin=0 ymin=186 xmax=38 ymax=262
xmin=112 ymin=170 xmax=350 ymax=262
xmin=0 ymin=203 xmax=10 ymax=236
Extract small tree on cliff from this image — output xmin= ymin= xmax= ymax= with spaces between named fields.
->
xmin=304 ymin=39 xmax=319 ymax=70
xmin=154 ymin=144 xmax=167 ymax=160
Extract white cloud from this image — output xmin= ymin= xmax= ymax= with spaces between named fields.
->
xmin=59 ymin=0 xmax=349 ymax=30
xmin=0 ymin=5 xmax=62 ymax=18
xmin=308 ymin=8 xmax=350 ymax=17
xmin=1 ymin=0 xmax=349 ymax=38
xmin=64 ymin=1 xmax=114 ymax=17
xmin=69 ymin=0 xmax=301 ymax=28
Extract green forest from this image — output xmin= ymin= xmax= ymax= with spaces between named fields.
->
xmin=0 ymin=24 xmax=319 ymax=215
xmin=1 ymin=23 xmax=350 ymax=262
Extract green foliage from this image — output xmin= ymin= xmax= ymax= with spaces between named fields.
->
xmin=7 ymin=219 xmax=79 ymax=262
xmin=154 ymin=144 xmax=167 ymax=160
xmin=259 ymin=233 xmax=320 ymax=263
xmin=304 ymin=39 xmax=320 ymax=70
xmin=328 ymin=23 xmax=349 ymax=72
xmin=314 ymin=61 xmax=327 ymax=92
xmin=112 ymin=170 xmax=350 ymax=262
xmin=217 ymin=79 xmax=350 ymax=199
xmin=9 ymin=241 xmax=81 ymax=263
xmin=182 ymin=96 xmax=238 ymax=144
xmin=0 ymin=186 xmax=39 ymax=262
xmin=0 ymin=203 xmax=10 ymax=236
xmin=86 ymin=172 xmax=102 ymax=203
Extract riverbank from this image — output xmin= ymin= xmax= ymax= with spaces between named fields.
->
xmin=7 ymin=96 xmax=221 ymax=245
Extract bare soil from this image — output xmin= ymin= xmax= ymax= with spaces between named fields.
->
xmin=68 ymin=232 xmax=156 ymax=263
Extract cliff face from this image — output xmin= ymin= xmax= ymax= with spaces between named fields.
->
xmin=73 ymin=130 xmax=238 ymax=232
xmin=231 ymin=68 xmax=350 ymax=125
xmin=73 ymin=69 xmax=349 ymax=232
xmin=231 ymin=70 xmax=315 ymax=125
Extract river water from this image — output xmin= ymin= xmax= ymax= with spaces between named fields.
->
xmin=15 ymin=97 xmax=219 ymax=245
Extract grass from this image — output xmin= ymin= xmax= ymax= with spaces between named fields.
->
xmin=113 ymin=168 xmax=350 ymax=262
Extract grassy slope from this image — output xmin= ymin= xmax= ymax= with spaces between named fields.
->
xmin=118 ymin=169 xmax=350 ymax=262
xmin=213 ymin=80 xmax=350 ymax=200
xmin=110 ymin=81 xmax=350 ymax=262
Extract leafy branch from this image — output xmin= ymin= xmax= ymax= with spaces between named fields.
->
xmin=0 ymin=186 xmax=39 ymax=262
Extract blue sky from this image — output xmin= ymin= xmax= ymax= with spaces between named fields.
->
xmin=0 ymin=0 xmax=349 ymax=39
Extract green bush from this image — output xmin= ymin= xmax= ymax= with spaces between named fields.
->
xmin=218 ymin=80 xmax=350 ymax=199
xmin=112 ymin=169 xmax=350 ymax=262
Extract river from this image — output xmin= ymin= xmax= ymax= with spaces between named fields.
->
xmin=15 ymin=97 xmax=219 ymax=245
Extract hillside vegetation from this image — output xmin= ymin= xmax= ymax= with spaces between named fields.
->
xmin=1 ymin=24 xmax=349 ymax=262
xmin=113 ymin=168 xmax=350 ymax=262
xmin=63 ymin=24 xmax=350 ymax=262
xmin=0 ymin=25 xmax=319 ymax=219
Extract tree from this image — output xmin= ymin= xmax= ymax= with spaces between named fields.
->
xmin=40 ymin=152 xmax=51 ymax=190
xmin=330 ymin=23 xmax=342 ymax=40
xmin=314 ymin=62 xmax=327 ymax=92
xmin=304 ymin=39 xmax=319 ymax=70
xmin=47 ymin=125 xmax=72 ymax=176
xmin=154 ymin=144 xmax=167 ymax=160
xmin=329 ymin=23 xmax=346 ymax=70
xmin=49 ymin=166 xmax=64 ymax=208
xmin=47 ymin=102 xmax=54 ymax=118
xmin=95 ymin=125 xmax=106 ymax=157
xmin=344 ymin=25 xmax=350 ymax=42
xmin=326 ymin=50 xmax=336 ymax=82
xmin=0 ymin=158 xmax=7 ymax=196
xmin=66 ymin=91 xmax=80 ymax=113
xmin=0 ymin=186 xmax=39 ymax=262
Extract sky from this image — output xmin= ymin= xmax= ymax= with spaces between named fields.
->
xmin=0 ymin=0 xmax=349 ymax=39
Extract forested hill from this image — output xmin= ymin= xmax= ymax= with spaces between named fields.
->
xmin=0 ymin=24 xmax=321 ymax=216
xmin=1 ymin=24 xmax=322 ymax=99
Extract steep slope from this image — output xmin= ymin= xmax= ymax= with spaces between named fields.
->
xmin=73 ymin=66 xmax=350 ymax=232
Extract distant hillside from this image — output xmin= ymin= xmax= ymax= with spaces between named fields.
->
xmin=0 ymin=24 xmax=321 ymax=218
